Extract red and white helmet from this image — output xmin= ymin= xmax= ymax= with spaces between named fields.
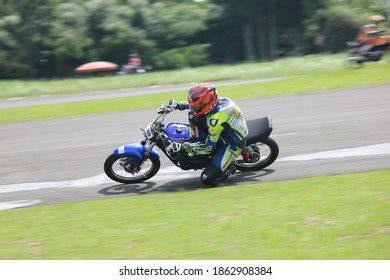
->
xmin=187 ymin=83 xmax=219 ymax=117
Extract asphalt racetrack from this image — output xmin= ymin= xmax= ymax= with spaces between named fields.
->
xmin=1 ymin=83 xmax=389 ymax=210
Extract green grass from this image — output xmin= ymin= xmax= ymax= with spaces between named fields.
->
xmin=0 ymin=54 xmax=388 ymax=100
xmin=0 ymin=170 xmax=389 ymax=260
xmin=1 ymin=56 xmax=390 ymax=123
xmin=0 ymin=54 xmax=347 ymax=99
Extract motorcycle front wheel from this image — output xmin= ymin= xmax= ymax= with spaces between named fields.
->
xmin=104 ymin=154 xmax=161 ymax=184
xmin=234 ymin=137 xmax=279 ymax=171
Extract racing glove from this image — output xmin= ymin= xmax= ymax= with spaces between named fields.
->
xmin=166 ymin=99 xmax=188 ymax=112
xmin=166 ymin=99 xmax=178 ymax=112
xmin=182 ymin=142 xmax=193 ymax=154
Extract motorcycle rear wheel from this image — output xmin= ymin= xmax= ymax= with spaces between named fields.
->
xmin=104 ymin=154 xmax=160 ymax=184
xmin=235 ymin=137 xmax=279 ymax=171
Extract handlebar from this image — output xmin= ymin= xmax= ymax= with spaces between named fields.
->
xmin=157 ymin=101 xmax=169 ymax=114
xmin=157 ymin=106 xmax=169 ymax=114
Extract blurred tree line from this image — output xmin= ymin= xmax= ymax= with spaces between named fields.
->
xmin=0 ymin=0 xmax=389 ymax=79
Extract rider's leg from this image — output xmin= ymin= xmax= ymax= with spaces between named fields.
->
xmin=200 ymin=144 xmax=242 ymax=187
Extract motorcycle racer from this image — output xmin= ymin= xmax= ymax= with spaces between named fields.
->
xmin=165 ymin=83 xmax=248 ymax=187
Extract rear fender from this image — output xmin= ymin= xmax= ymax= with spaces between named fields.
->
xmin=113 ymin=144 xmax=160 ymax=165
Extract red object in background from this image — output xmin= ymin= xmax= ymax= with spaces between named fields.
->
xmin=128 ymin=57 xmax=141 ymax=67
xmin=75 ymin=61 xmax=119 ymax=73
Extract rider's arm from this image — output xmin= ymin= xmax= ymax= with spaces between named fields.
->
xmin=166 ymin=100 xmax=189 ymax=111
xmin=176 ymin=102 xmax=189 ymax=111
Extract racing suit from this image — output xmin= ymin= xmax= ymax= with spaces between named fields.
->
xmin=174 ymin=97 xmax=248 ymax=187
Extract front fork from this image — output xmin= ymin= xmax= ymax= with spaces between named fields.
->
xmin=142 ymin=141 xmax=157 ymax=161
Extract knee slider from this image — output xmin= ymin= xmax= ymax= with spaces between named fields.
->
xmin=201 ymin=170 xmax=214 ymax=186
xmin=201 ymin=164 xmax=222 ymax=187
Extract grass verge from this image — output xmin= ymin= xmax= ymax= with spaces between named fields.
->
xmin=1 ymin=54 xmax=347 ymax=99
xmin=0 ymin=170 xmax=389 ymax=260
xmin=1 ymin=60 xmax=390 ymax=123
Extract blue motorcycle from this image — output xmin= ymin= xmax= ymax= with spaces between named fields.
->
xmin=104 ymin=103 xmax=279 ymax=184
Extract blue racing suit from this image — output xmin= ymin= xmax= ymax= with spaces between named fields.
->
xmin=176 ymin=97 xmax=248 ymax=186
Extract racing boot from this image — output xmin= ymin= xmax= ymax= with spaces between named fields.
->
xmin=223 ymin=164 xmax=237 ymax=179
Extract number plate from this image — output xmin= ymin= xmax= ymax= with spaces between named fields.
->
xmin=145 ymin=123 xmax=154 ymax=139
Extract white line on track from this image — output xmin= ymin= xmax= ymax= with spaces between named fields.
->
xmin=0 ymin=200 xmax=41 ymax=211
xmin=273 ymin=133 xmax=299 ymax=137
xmin=0 ymin=166 xmax=196 ymax=195
xmin=277 ymin=143 xmax=390 ymax=162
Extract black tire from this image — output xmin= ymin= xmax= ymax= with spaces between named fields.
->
xmin=235 ymin=137 xmax=279 ymax=171
xmin=104 ymin=153 xmax=160 ymax=184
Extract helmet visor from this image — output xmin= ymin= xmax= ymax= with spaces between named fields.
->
xmin=189 ymin=103 xmax=205 ymax=114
